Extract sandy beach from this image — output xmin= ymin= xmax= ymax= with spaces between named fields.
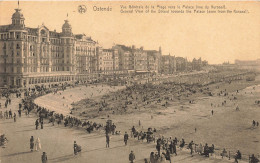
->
xmin=32 ymin=75 xmax=260 ymax=161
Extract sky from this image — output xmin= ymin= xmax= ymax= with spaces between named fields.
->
xmin=0 ymin=1 xmax=259 ymax=64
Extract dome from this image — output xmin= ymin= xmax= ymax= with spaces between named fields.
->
xmin=12 ymin=9 xmax=24 ymax=20
xmin=62 ymin=20 xmax=71 ymax=29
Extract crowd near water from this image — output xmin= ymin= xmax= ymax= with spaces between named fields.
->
xmin=0 ymin=70 xmax=259 ymax=163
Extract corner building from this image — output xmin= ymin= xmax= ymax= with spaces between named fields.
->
xmin=0 ymin=8 xmax=99 ymax=88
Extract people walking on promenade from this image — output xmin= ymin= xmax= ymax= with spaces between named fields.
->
xmin=13 ymin=113 xmax=16 ymax=122
xmin=235 ymin=150 xmax=242 ymax=162
xmin=150 ymin=152 xmax=155 ymax=163
xmin=41 ymin=152 xmax=48 ymax=163
xmin=1 ymin=77 xmax=257 ymax=163
xmin=166 ymin=149 xmax=172 ymax=163
xmin=221 ymin=148 xmax=228 ymax=158
xmin=41 ymin=121 xmax=44 ymax=129
xmin=106 ymin=134 xmax=110 ymax=148
xmin=250 ymin=154 xmax=259 ymax=163
xmin=4 ymin=110 xmax=8 ymax=119
xmin=131 ymin=126 xmax=136 ymax=138
xmin=35 ymin=119 xmax=39 ymax=130
xmin=180 ymin=138 xmax=185 ymax=150
xmin=252 ymin=120 xmax=256 ymax=127
xmin=9 ymin=109 xmax=12 ymax=118
xmin=204 ymin=143 xmax=209 ymax=157
xmin=124 ymin=132 xmax=129 ymax=145
xmin=111 ymin=123 xmax=116 ymax=135
xmin=156 ymin=140 xmax=161 ymax=157
xmin=0 ymin=134 xmax=8 ymax=148
xmin=171 ymin=141 xmax=177 ymax=155
xmin=18 ymin=109 xmax=21 ymax=117
xmin=73 ymin=141 xmax=81 ymax=155
xmin=35 ymin=137 xmax=42 ymax=151
xmin=188 ymin=141 xmax=194 ymax=156
xmin=129 ymin=150 xmax=135 ymax=163
xmin=30 ymin=136 xmax=34 ymax=152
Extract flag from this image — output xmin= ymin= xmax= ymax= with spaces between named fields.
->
xmin=18 ymin=0 xmax=19 ymax=7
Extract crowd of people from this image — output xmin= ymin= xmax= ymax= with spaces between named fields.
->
xmin=0 ymin=70 xmax=259 ymax=163
xmin=128 ymin=127 xmax=259 ymax=163
xmin=252 ymin=120 xmax=259 ymax=128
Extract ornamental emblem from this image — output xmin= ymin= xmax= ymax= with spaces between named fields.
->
xmin=78 ymin=5 xmax=87 ymax=14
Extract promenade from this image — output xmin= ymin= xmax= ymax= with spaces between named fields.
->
xmin=0 ymin=87 xmax=239 ymax=163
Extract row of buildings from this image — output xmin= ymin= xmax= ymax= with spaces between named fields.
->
xmin=235 ymin=59 xmax=260 ymax=66
xmin=0 ymin=8 xmax=208 ymax=88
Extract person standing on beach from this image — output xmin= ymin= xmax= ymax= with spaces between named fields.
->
xmin=124 ymin=132 xmax=129 ymax=145
xmin=252 ymin=120 xmax=256 ymax=127
xmin=41 ymin=121 xmax=44 ymax=129
xmin=35 ymin=137 xmax=42 ymax=151
xmin=106 ymin=134 xmax=110 ymax=148
xmin=13 ymin=113 xmax=16 ymax=122
xmin=129 ymin=151 xmax=135 ymax=163
xmin=30 ymin=136 xmax=34 ymax=152
xmin=35 ymin=119 xmax=39 ymax=130
xmin=9 ymin=109 xmax=12 ymax=118
xmin=150 ymin=152 xmax=155 ymax=163
xmin=188 ymin=141 xmax=194 ymax=156
xmin=156 ymin=141 xmax=161 ymax=156
xmin=131 ymin=126 xmax=136 ymax=138
xmin=41 ymin=152 xmax=47 ymax=163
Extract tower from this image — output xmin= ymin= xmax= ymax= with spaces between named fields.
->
xmin=11 ymin=8 xmax=25 ymax=29
xmin=61 ymin=16 xmax=74 ymax=72
xmin=159 ymin=46 xmax=162 ymax=55
xmin=62 ymin=19 xmax=72 ymax=36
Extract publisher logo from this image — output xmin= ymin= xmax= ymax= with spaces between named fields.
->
xmin=78 ymin=5 xmax=87 ymax=14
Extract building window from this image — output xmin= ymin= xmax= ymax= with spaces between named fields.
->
xmin=10 ymin=42 xmax=13 ymax=49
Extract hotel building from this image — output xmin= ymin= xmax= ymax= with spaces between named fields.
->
xmin=0 ymin=8 xmax=100 ymax=88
